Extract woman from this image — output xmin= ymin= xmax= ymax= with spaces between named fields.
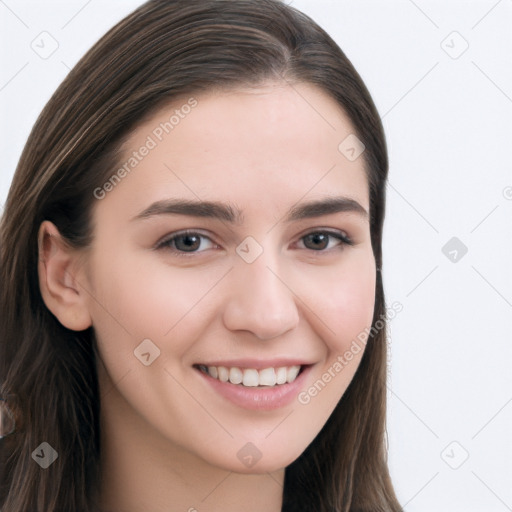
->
xmin=0 ymin=0 xmax=402 ymax=510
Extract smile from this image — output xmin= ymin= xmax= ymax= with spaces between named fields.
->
xmin=194 ymin=361 xmax=312 ymax=410
xmin=196 ymin=364 xmax=302 ymax=387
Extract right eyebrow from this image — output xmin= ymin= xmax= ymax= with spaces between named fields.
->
xmin=131 ymin=199 xmax=244 ymax=224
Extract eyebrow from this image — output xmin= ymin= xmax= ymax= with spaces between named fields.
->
xmin=132 ymin=196 xmax=368 ymax=224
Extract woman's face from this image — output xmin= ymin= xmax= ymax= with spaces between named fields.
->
xmin=82 ymin=82 xmax=376 ymax=473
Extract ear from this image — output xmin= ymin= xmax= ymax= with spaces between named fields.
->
xmin=37 ymin=221 xmax=92 ymax=331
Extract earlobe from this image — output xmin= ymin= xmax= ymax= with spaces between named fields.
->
xmin=37 ymin=221 xmax=93 ymax=331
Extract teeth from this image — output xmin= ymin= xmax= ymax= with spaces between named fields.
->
xmin=287 ymin=366 xmax=300 ymax=383
xmin=276 ymin=367 xmax=287 ymax=385
xmin=201 ymin=364 xmax=302 ymax=387
xmin=259 ymin=368 xmax=276 ymax=386
xmin=229 ymin=367 xmax=243 ymax=385
xmin=242 ymin=369 xmax=259 ymax=387
xmin=217 ymin=366 xmax=229 ymax=382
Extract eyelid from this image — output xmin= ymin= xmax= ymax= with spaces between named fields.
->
xmin=298 ymin=227 xmax=352 ymax=243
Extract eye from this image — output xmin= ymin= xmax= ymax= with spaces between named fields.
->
xmin=156 ymin=230 xmax=217 ymax=255
xmin=297 ymin=230 xmax=353 ymax=252
xmin=155 ymin=229 xmax=353 ymax=257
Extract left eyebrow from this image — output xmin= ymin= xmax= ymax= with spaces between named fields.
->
xmin=131 ymin=196 xmax=368 ymax=224
xmin=284 ymin=196 xmax=368 ymax=222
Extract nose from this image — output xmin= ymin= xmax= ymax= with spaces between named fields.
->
xmin=222 ymin=252 xmax=300 ymax=341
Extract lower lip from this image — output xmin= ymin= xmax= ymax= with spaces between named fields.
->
xmin=196 ymin=366 xmax=312 ymax=411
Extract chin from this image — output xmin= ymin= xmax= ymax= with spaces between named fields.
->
xmin=213 ymin=445 xmax=306 ymax=475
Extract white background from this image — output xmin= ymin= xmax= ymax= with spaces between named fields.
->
xmin=1 ymin=1 xmax=511 ymax=510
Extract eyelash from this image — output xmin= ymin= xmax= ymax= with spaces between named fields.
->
xmin=155 ymin=229 xmax=353 ymax=257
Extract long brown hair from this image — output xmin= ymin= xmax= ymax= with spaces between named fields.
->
xmin=0 ymin=1 xmax=401 ymax=510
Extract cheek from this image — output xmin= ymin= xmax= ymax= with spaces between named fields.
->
xmin=337 ymin=264 xmax=376 ymax=345
xmin=84 ymin=249 xmax=227 ymax=362
xmin=293 ymin=255 xmax=376 ymax=421
xmin=305 ymin=251 xmax=377 ymax=353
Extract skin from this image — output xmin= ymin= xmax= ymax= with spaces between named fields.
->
xmin=38 ymin=82 xmax=376 ymax=512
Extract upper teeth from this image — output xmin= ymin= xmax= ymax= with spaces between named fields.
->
xmin=201 ymin=365 xmax=301 ymax=387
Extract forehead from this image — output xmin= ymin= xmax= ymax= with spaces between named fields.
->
xmin=99 ymin=82 xmax=369 ymax=221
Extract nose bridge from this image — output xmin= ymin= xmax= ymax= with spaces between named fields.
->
xmin=222 ymin=242 xmax=299 ymax=340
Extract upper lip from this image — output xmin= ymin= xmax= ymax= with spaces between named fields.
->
xmin=195 ymin=359 xmax=313 ymax=370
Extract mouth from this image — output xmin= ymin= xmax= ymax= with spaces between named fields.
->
xmin=193 ymin=361 xmax=312 ymax=411
xmin=194 ymin=363 xmax=306 ymax=387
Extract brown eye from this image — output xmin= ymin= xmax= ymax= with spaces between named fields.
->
xmin=156 ymin=231 xmax=216 ymax=255
xmin=299 ymin=231 xmax=352 ymax=251
xmin=303 ymin=232 xmax=330 ymax=250
xmin=173 ymin=233 xmax=201 ymax=252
